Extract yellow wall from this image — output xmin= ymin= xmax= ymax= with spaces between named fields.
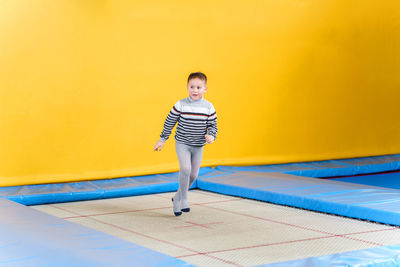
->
xmin=1 ymin=0 xmax=400 ymax=186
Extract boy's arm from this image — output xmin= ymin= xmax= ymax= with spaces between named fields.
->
xmin=206 ymin=105 xmax=218 ymax=140
xmin=159 ymin=103 xmax=181 ymax=142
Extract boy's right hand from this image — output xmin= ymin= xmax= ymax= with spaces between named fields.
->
xmin=154 ymin=141 xmax=165 ymax=151
xmin=205 ymin=135 xmax=215 ymax=144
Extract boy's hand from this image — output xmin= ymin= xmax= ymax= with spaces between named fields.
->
xmin=154 ymin=141 xmax=165 ymax=151
xmin=205 ymin=135 xmax=214 ymax=144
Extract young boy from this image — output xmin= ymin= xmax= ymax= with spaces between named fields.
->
xmin=154 ymin=72 xmax=218 ymax=216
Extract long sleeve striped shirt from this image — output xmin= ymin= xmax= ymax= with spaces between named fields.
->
xmin=159 ymin=97 xmax=218 ymax=147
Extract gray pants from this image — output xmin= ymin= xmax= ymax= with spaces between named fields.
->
xmin=174 ymin=142 xmax=203 ymax=209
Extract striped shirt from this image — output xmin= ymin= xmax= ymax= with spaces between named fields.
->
xmin=160 ymin=97 xmax=218 ymax=147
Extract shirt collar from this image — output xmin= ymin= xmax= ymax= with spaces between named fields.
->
xmin=187 ymin=96 xmax=204 ymax=103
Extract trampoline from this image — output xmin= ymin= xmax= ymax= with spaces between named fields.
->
xmin=1 ymin=154 xmax=400 ymax=266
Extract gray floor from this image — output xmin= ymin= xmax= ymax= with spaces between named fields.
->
xmin=32 ymin=190 xmax=400 ymax=266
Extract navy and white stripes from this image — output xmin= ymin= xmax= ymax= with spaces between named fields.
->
xmin=160 ymin=97 xmax=217 ymax=147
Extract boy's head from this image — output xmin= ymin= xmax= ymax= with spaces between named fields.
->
xmin=187 ymin=72 xmax=207 ymax=85
xmin=187 ymin=72 xmax=207 ymax=101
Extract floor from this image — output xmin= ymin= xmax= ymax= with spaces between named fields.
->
xmin=32 ymin=190 xmax=400 ymax=267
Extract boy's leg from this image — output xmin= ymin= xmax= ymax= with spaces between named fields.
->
xmin=174 ymin=143 xmax=191 ymax=215
xmin=180 ymin=146 xmax=203 ymax=213
xmin=189 ymin=146 xmax=203 ymax=188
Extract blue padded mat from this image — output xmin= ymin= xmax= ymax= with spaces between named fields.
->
xmin=330 ymin=171 xmax=400 ymax=190
xmin=260 ymin=243 xmax=400 ymax=267
xmin=1 ymin=155 xmax=400 ymax=206
xmin=0 ymin=167 xmax=214 ymax=206
xmin=0 ymin=197 xmax=192 ymax=267
xmin=197 ymin=171 xmax=400 ymax=226
xmin=215 ymin=154 xmax=400 ymax=178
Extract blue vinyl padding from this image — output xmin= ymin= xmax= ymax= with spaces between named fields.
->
xmin=2 ymin=155 xmax=400 ymax=206
xmin=215 ymin=154 xmax=400 ymax=178
xmin=0 ymin=167 xmax=213 ymax=206
xmin=0 ymin=197 xmax=192 ymax=267
xmin=197 ymin=171 xmax=400 ymax=226
xmin=330 ymin=171 xmax=400 ymax=190
xmin=259 ymin=244 xmax=400 ymax=267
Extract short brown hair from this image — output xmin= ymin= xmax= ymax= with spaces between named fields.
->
xmin=187 ymin=72 xmax=207 ymax=84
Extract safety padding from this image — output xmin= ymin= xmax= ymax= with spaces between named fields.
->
xmin=0 ymin=167 xmax=213 ymax=206
xmin=2 ymin=155 xmax=400 ymax=206
xmin=197 ymin=171 xmax=400 ymax=226
xmin=0 ymin=197 xmax=192 ymax=267
xmin=259 ymin=243 xmax=400 ymax=267
xmin=331 ymin=171 xmax=400 ymax=190
xmin=215 ymin=154 xmax=400 ymax=177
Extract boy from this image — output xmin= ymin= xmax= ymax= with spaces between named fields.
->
xmin=154 ymin=72 xmax=218 ymax=216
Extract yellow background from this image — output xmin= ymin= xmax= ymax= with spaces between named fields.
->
xmin=1 ymin=1 xmax=400 ymax=186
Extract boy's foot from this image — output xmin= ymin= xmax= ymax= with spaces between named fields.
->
xmin=172 ymin=198 xmax=182 ymax=216
xmin=180 ymin=199 xmax=190 ymax=213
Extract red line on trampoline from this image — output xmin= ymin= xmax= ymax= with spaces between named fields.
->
xmin=342 ymin=228 xmax=399 ymax=235
xmin=177 ymin=227 xmax=399 ymax=258
xmin=173 ymin=221 xmax=224 ymax=229
xmin=51 ymin=205 xmax=242 ymax=267
xmin=177 ymin=235 xmax=336 ymax=258
xmin=156 ymin=193 xmax=242 ymax=204
xmin=60 ymin=206 xmax=171 ymax=219
xmin=192 ymin=199 xmax=243 ymax=205
xmin=199 ymin=203 xmax=386 ymax=247
xmin=59 ymin=198 xmax=241 ymax=219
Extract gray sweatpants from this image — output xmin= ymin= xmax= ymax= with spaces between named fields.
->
xmin=174 ymin=142 xmax=203 ymax=209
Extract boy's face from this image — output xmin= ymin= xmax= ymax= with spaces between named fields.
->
xmin=187 ymin=78 xmax=207 ymax=101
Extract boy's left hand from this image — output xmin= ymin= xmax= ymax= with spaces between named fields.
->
xmin=205 ymin=135 xmax=214 ymax=144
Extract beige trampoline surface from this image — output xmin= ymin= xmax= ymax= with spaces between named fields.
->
xmin=32 ymin=190 xmax=400 ymax=267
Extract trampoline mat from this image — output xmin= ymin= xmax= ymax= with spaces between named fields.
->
xmin=32 ymin=190 xmax=400 ymax=267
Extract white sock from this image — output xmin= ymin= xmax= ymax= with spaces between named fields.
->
xmin=173 ymin=192 xmax=181 ymax=213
